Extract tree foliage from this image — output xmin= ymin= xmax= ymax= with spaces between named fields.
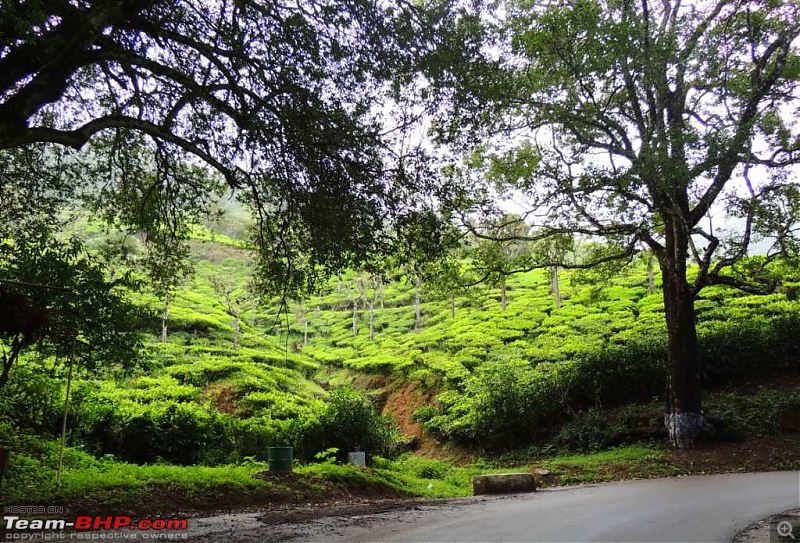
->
xmin=0 ymin=235 xmax=145 ymax=390
xmin=0 ymin=0 xmax=448 ymax=298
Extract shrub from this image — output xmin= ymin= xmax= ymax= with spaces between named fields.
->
xmin=423 ymin=338 xmax=665 ymax=445
xmin=299 ymin=388 xmax=400 ymax=462
xmin=411 ymin=405 xmax=437 ymax=424
xmin=554 ymin=409 xmax=617 ymax=452
xmin=73 ymin=400 xmax=260 ymax=465
xmin=0 ymin=362 xmax=64 ymax=432
xmin=465 ymin=363 xmax=544 ymax=445
xmin=699 ymin=314 xmax=800 ymax=386
xmin=705 ymin=389 xmax=800 ymax=436
xmin=405 ymin=457 xmax=451 ymax=480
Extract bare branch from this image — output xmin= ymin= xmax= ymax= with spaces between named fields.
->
xmin=691 ymin=29 xmax=799 ymax=225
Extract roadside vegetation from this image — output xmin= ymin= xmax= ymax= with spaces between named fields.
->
xmin=3 ymin=0 xmax=800 ymax=522
xmin=2 ymin=228 xmax=800 ymax=514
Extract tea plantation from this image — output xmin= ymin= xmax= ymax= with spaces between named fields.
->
xmin=2 ymin=231 xmax=800 ymax=509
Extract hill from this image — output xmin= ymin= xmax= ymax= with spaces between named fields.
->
xmin=2 ymin=232 xmax=800 ymax=512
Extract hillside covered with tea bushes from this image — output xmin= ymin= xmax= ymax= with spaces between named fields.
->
xmin=3 ymin=232 xmax=800 ymax=502
xmin=294 ymin=259 xmax=800 ymax=446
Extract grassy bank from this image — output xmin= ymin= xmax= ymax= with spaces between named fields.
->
xmin=4 ymin=434 xmax=800 ymax=517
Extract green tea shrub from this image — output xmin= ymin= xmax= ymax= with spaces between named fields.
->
xmin=1 ymin=452 xmax=57 ymax=502
xmin=422 ymin=307 xmax=800 ymax=447
xmin=699 ymin=314 xmax=800 ymax=386
xmin=0 ymin=362 xmax=63 ymax=432
xmin=168 ymin=306 xmax=229 ymax=337
xmin=554 ymin=408 xmax=617 ymax=452
xmin=230 ymin=417 xmax=296 ymax=461
xmin=411 ymin=405 xmax=437 ymax=424
xmin=569 ymin=336 xmax=666 ymax=406
xmin=405 ymin=457 xmax=451 ymax=479
xmin=239 ymin=391 xmax=311 ymax=419
xmin=74 ymin=400 xmax=239 ymax=465
xmin=166 ymin=359 xmax=243 ymax=386
xmin=446 ymin=362 xmax=555 ymax=445
xmin=0 ymin=420 xmax=101 ymax=502
xmin=424 ymin=339 xmax=666 ymax=445
xmin=299 ymin=388 xmax=400 ymax=462
xmin=705 ymin=388 xmax=800 ymax=436
xmin=467 ymin=363 xmax=540 ymax=444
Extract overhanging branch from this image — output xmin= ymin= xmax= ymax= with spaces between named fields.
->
xmin=0 ymin=116 xmax=243 ymax=188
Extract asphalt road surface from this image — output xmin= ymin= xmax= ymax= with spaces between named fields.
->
xmin=243 ymin=471 xmax=800 ymax=543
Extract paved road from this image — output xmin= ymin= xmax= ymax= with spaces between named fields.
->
xmin=267 ymin=471 xmax=799 ymax=543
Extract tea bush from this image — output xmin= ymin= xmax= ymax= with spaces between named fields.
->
xmin=299 ymin=388 xmax=401 ymax=462
xmin=420 ymin=312 xmax=800 ymax=446
xmin=554 ymin=408 xmax=618 ymax=452
xmin=71 ymin=398 xmax=293 ymax=465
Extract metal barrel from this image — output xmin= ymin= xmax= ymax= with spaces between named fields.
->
xmin=267 ymin=446 xmax=293 ymax=473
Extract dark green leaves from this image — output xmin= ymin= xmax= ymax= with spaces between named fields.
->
xmin=0 ymin=235 xmax=146 ymax=376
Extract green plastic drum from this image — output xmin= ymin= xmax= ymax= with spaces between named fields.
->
xmin=268 ymin=447 xmax=293 ymax=474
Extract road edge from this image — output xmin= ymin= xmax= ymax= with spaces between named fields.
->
xmin=733 ymin=508 xmax=800 ymax=543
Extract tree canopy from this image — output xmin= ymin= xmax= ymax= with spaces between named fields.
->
xmin=0 ymin=234 xmax=145 ymax=389
xmin=0 ymin=0 xmax=457 ymax=391
xmin=0 ymin=0 xmax=447 ymax=296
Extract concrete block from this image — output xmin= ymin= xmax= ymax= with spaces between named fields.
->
xmin=348 ymin=451 xmax=366 ymax=467
xmin=472 ymin=473 xmax=536 ymax=495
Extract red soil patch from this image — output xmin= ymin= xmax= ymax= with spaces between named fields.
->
xmin=380 ymin=380 xmax=474 ymax=464
xmin=202 ymin=383 xmax=239 ymax=415
xmin=382 ymin=381 xmax=429 ymax=439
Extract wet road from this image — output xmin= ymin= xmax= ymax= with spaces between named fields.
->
xmin=197 ymin=471 xmax=800 ymax=543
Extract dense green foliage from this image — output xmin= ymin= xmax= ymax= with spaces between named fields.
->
xmin=285 ymin=263 xmax=800 ymax=445
xmin=1 ymin=230 xmax=406 ymax=470
xmin=299 ymin=388 xmax=401 ymax=462
xmin=2 ymin=0 xmax=800 ymax=512
xmin=1 ymin=228 xmax=798 ymax=503
xmin=426 ymin=0 xmax=800 ymax=449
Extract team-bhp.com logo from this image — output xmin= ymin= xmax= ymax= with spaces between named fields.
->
xmin=3 ymin=515 xmax=189 ymax=540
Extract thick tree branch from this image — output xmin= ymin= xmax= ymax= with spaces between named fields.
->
xmin=699 ymin=273 xmax=773 ymax=295
xmin=0 ymin=116 xmax=242 ymax=188
xmin=690 ymin=30 xmax=798 ymax=226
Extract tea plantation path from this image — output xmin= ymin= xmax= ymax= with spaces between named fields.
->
xmin=185 ymin=471 xmax=799 ymax=542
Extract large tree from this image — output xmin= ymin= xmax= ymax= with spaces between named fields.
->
xmin=0 ymin=234 xmax=144 ymax=391
xmin=0 ymin=0 xmax=443 ymax=296
xmin=433 ymin=0 xmax=800 ymax=448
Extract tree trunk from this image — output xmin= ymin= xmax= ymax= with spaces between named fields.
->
xmin=414 ymin=276 xmax=421 ymax=331
xmin=500 ymin=283 xmax=507 ymax=312
xmin=368 ymin=297 xmax=375 ymax=341
xmin=551 ymin=267 xmax=561 ymax=308
xmin=661 ymin=224 xmax=706 ymax=449
xmin=233 ymin=312 xmax=240 ymax=351
xmin=450 ymin=297 xmax=456 ymax=319
xmin=0 ymin=336 xmax=24 ymax=390
xmin=304 ymin=320 xmax=308 ymax=346
xmin=648 ymin=255 xmax=656 ymax=294
xmin=352 ymin=298 xmax=358 ymax=337
xmin=161 ymin=291 xmax=171 ymax=343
